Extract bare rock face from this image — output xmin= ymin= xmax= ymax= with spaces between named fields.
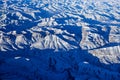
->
xmin=109 ymin=26 xmax=120 ymax=43
xmin=89 ymin=46 xmax=120 ymax=64
xmin=80 ymin=24 xmax=108 ymax=50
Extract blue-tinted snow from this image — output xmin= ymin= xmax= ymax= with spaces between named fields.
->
xmin=0 ymin=0 xmax=120 ymax=80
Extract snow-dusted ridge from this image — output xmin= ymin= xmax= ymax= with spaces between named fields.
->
xmin=0 ymin=0 xmax=120 ymax=80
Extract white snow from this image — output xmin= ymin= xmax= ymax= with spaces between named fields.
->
xmin=0 ymin=0 xmax=120 ymax=80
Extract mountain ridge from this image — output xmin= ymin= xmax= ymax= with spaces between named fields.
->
xmin=0 ymin=0 xmax=120 ymax=80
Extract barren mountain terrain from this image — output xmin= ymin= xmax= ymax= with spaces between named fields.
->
xmin=0 ymin=0 xmax=120 ymax=80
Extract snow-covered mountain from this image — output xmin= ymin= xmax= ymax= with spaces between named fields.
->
xmin=0 ymin=0 xmax=120 ymax=80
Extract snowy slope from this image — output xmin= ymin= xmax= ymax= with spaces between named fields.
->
xmin=0 ymin=0 xmax=120 ymax=80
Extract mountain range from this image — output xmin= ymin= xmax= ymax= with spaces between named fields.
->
xmin=0 ymin=0 xmax=120 ymax=80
